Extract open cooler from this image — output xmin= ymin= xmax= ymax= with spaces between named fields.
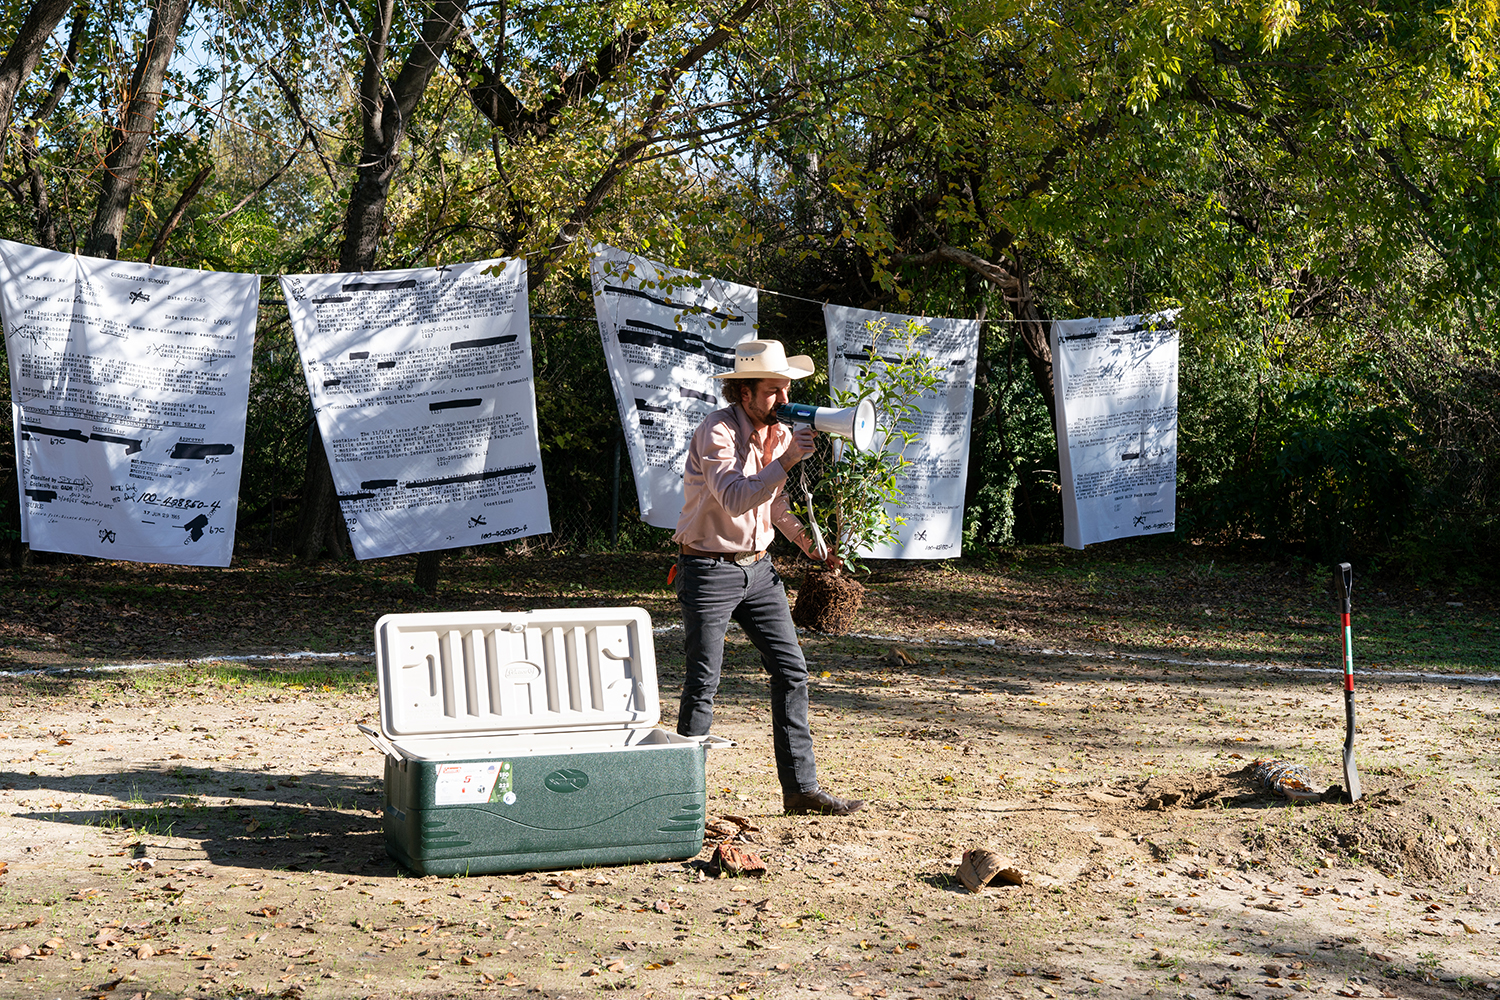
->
xmin=359 ymin=607 xmax=720 ymax=875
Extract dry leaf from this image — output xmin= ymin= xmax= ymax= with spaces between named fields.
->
xmin=709 ymin=841 xmax=767 ymax=877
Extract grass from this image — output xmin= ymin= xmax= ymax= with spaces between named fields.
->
xmin=124 ymin=661 xmax=374 ymax=695
xmin=1 ymin=541 xmax=1495 ymax=674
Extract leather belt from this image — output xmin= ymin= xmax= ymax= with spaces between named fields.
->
xmin=680 ymin=545 xmax=766 ymax=566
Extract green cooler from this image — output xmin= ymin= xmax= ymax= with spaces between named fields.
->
xmin=360 ymin=607 xmax=720 ymax=876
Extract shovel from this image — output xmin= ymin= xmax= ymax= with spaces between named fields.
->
xmin=1336 ymin=562 xmax=1361 ymax=803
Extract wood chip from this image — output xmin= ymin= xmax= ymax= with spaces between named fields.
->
xmin=957 ymin=847 xmax=1024 ymax=893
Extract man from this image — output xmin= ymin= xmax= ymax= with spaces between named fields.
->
xmin=673 ymin=339 xmax=863 ymax=816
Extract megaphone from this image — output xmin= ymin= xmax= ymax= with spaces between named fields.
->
xmin=777 ymin=398 xmax=877 ymax=453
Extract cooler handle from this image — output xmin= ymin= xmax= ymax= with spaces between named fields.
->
xmin=686 ymin=733 xmax=738 ymax=750
xmin=357 ymin=722 xmax=403 ymax=760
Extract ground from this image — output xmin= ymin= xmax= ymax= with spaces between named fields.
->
xmin=0 ymin=547 xmax=1496 ymax=1000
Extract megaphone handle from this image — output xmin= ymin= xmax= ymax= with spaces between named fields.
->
xmin=802 ymin=482 xmax=828 ymax=560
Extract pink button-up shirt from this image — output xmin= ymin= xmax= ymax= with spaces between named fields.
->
xmin=673 ymin=404 xmax=813 ymax=555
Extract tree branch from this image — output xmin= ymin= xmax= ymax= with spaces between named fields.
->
xmin=16 ymin=5 xmax=85 ymax=249
xmin=266 ymin=62 xmax=340 ymax=188
xmin=214 ymin=140 xmax=303 ymax=223
xmin=453 ymin=23 xmax=651 ymax=142
xmin=0 ymin=0 xmax=76 ymax=176
xmin=530 ymin=0 xmax=769 ymax=287
xmin=147 ymin=163 xmax=212 ymax=264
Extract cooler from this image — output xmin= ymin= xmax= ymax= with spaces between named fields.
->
xmin=359 ymin=607 xmax=721 ymax=876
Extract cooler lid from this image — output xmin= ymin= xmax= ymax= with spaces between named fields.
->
xmin=374 ymin=606 xmax=660 ymax=741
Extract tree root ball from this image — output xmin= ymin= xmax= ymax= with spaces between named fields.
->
xmin=792 ymin=567 xmax=865 ymax=633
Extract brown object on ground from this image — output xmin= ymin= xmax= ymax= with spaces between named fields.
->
xmin=1135 ymin=769 xmax=1255 ymax=811
xmin=709 ymin=840 xmax=767 ymax=877
xmin=957 ymin=847 xmax=1024 ymax=892
xmin=792 ymin=566 xmax=865 ymax=633
xmin=705 ymin=819 xmax=741 ymax=838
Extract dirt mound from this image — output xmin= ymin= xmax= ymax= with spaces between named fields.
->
xmin=1133 ymin=770 xmax=1251 ymax=810
xmin=1252 ymin=775 xmax=1500 ymax=882
xmin=1090 ymin=766 xmax=1500 ymax=884
xmin=1117 ymin=765 xmax=1270 ymax=811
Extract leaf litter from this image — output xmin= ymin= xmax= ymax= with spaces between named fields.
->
xmin=0 ymin=555 xmax=1496 ymax=996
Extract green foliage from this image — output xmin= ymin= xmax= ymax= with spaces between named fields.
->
xmin=965 ymin=356 xmax=1061 ymax=548
xmin=0 ymin=0 xmax=1498 ymax=579
xmin=235 ymin=316 xmax=313 ymax=549
xmin=1191 ymin=364 xmax=1416 ymax=562
xmin=802 ymin=320 xmax=944 ymax=573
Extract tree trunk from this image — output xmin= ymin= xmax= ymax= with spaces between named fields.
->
xmin=1003 ymin=249 xmax=1056 ymax=431
xmin=0 ymin=0 xmax=75 ymax=176
xmin=293 ymin=425 xmax=340 ymax=563
xmin=16 ymin=7 xmax=86 ymax=250
xmin=291 ymin=0 xmax=469 ymax=574
xmin=413 ymin=550 xmax=442 ymax=593
xmin=896 ymin=243 xmax=1056 ymax=427
xmin=83 ymin=0 xmax=190 ymax=259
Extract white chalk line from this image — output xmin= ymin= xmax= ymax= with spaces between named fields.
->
xmin=13 ymin=629 xmax=1498 ymax=686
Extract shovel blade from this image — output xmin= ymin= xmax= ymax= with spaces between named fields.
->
xmin=1343 ymin=689 xmax=1361 ymax=802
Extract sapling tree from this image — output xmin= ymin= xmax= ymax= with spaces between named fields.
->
xmin=799 ymin=319 xmax=944 ymax=575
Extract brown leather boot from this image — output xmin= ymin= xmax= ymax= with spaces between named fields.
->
xmin=784 ymin=788 xmax=863 ymax=816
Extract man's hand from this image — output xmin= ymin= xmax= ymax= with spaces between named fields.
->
xmin=780 ymin=425 xmax=816 ymax=468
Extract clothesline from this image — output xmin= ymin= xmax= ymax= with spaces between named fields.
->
xmin=252 ymin=283 xmax=1041 ymax=325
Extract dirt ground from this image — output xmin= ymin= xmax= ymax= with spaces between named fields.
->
xmin=1 ymin=609 xmax=1498 ymax=1000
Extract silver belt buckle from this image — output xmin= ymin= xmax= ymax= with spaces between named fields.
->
xmin=732 ymin=551 xmax=759 ymax=566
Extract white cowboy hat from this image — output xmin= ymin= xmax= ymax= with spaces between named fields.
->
xmin=712 ymin=339 xmax=815 ymax=379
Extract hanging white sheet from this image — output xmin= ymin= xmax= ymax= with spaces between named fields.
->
xmin=281 ymin=259 xmax=550 ymax=559
xmin=590 ymin=246 xmax=758 ymax=529
xmin=0 ymin=240 xmax=259 ymax=566
xmin=1051 ymin=311 xmax=1180 ymax=549
xmin=823 ymin=304 xmax=979 ymax=559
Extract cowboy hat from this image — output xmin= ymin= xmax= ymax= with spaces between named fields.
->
xmin=712 ymin=339 xmax=815 ymax=379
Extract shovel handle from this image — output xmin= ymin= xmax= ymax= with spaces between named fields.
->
xmin=1336 ymin=563 xmax=1354 ymax=693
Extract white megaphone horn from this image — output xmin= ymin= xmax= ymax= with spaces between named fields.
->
xmin=776 ymin=398 xmax=877 ymax=452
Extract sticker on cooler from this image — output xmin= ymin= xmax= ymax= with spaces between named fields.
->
xmin=434 ymin=761 xmax=508 ymax=805
xmin=489 ymin=762 xmax=515 ymax=805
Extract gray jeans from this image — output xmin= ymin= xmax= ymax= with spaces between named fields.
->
xmin=674 ymin=554 xmax=818 ymax=795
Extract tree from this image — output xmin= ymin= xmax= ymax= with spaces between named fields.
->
xmin=84 ymin=0 xmax=192 ymax=259
xmin=0 ymin=0 xmax=75 ymax=176
xmin=292 ymin=0 xmax=471 ymax=571
xmin=724 ymin=0 xmax=1500 ymax=548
